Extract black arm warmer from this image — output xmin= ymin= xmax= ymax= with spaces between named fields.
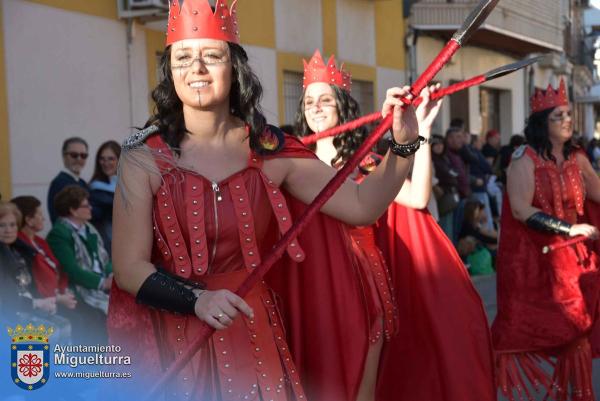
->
xmin=136 ymin=271 xmax=198 ymax=315
xmin=156 ymin=266 xmax=206 ymax=290
xmin=525 ymin=212 xmax=572 ymax=235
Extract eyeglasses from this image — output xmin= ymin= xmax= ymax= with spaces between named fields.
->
xmin=77 ymin=203 xmax=92 ymax=210
xmin=64 ymin=152 xmax=88 ymax=160
xmin=548 ymin=111 xmax=572 ymax=122
xmin=172 ymin=53 xmax=230 ymax=70
xmin=99 ymin=156 xmax=117 ymax=162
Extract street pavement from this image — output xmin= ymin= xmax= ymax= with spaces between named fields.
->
xmin=471 ymin=274 xmax=600 ymax=399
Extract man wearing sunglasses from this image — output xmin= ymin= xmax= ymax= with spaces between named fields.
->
xmin=47 ymin=137 xmax=90 ymax=223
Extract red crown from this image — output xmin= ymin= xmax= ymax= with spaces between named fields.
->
xmin=303 ymin=50 xmax=352 ymax=92
xmin=166 ymin=0 xmax=239 ymax=46
xmin=530 ymin=78 xmax=569 ymax=114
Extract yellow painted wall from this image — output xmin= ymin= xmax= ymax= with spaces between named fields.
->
xmin=0 ymin=1 xmax=11 ymax=198
xmin=236 ymin=0 xmax=275 ymax=48
xmin=277 ymin=52 xmax=305 ymax=125
xmin=25 ymin=0 xmax=118 ymax=20
xmin=345 ymin=62 xmax=377 ymax=110
xmin=374 ymin=1 xmax=405 ymax=70
xmin=322 ymin=0 xmax=337 ymax=56
xmin=145 ymin=28 xmax=165 ymax=114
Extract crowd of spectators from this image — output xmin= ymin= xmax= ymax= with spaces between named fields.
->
xmin=0 ymin=137 xmax=119 ymax=344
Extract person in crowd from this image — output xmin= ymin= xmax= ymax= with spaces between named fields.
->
xmin=47 ymin=185 xmax=112 ymax=344
xmin=457 ymin=235 xmax=494 ymax=276
xmin=0 ymin=201 xmax=72 ymax=346
xmin=460 ymin=199 xmax=497 ymax=252
xmin=107 ymin=2 xmax=423 ymax=400
xmin=11 ymin=196 xmax=77 ymax=311
xmin=482 ymin=129 xmax=501 ymax=166
xmin=497 ymin=134 xmax=525 ymax=185
xmin=89 ymin=140 xmax=121 ymax=253
xmin=0 ymin=202 xmax=57 ymax=322
xmin=467 ymin=134 xmax=494 ymax=230
xmin=492 ymin=79 xmax=600 ymax=400
xmin=47 ymin=137 xmax=89 ymax=223
xmin=587 ymin=137 xmax=600 ymax=172
xmin=445 ymin=127 xmax=470 ymax=199
xmin=295 ymin=50 xmax=495 ymax=401
xmin=432 ymin=133 xmax=460 ymax=239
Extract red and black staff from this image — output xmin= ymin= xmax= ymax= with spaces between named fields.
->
xmin=301 ymin=55 xmax=541 ymax=145
xmin=146 ymin=0 xmax=499 ymax=397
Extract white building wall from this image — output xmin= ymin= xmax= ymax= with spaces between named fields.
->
xmin=244 ymin=45 xmax=279 ymax=124
xmin=336 ymin=0 xmax=375 ymax=66
xmin=416 ymin=36 xmax=526 ymax=141
xmin=275 ymin=0 xmax=322 ymax=55
xmin=4 ymin=0 xmax=148 ymax=219
xmin=376 ymin=67 xmax=406 ymax=110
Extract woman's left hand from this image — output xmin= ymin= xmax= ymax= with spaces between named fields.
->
xmin=415 ymin=84 xmax=443 ymax=136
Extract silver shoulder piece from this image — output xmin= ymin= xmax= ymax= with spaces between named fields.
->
xmin=122 ymin=125 xmax=160 ymax=151
xmin=512 ymin=145 xmax=526 ymax=160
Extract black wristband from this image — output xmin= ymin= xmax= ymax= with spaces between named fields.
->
xmin=136 ymin=271 xmax=198 ymax=315
xmin=525 ymin=212 xmax=572 ymax=235
xmin=156 ymin=266 xmax=206 ymax=290
xmin=388 ymin=135 xmax=425 ymax=158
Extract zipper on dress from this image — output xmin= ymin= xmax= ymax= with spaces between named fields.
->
xmin=208 ymin=181 xmax=221 ymax=273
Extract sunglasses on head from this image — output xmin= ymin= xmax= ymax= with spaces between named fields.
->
xmin=64 ymin=152 xmax=88 ymax=160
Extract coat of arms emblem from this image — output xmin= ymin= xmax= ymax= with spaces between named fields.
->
xmin=7 ymin=323 xmax=53 ymax=390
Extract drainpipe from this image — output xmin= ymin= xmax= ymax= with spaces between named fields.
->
xmin=405 ymin=26 xmax=418 ymax=85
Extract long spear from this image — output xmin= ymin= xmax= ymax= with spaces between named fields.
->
xmin=301 ymin=56 xmax=541 ymax=145
xmin=146 ymin=0 xmax=499 ymax=397
xmin=542 ymin=236 xmax=593 ymax=254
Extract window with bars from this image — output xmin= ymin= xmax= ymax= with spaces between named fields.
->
xmin=283 ymin=71 xmax=304 ymax=125
xmin=352 ymin=79 xmax=375 ymax=115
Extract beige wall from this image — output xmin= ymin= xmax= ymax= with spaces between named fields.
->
xmin=417 ymin=36 xmax=526 ymax=140
xmin=4 ymin=0 xmax=148 ymax=214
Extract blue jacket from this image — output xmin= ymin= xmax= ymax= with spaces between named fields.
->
xmin=47 ymin=171 xmax=88 ymax=223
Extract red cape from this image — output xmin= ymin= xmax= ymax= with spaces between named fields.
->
xmin=374 ymin=204 xmax=497 ymax=401
xmin=585 ymin=200 xmax=600 ymax=357
xmin=264 ymin=136 xmax=369 ymax=401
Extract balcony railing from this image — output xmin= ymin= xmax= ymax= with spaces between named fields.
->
xmin=410 ymin=0 xmax=564 ymax=56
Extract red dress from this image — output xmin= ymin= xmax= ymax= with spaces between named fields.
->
xmin=109 ymin=133 xmax=308 ymax=400
xmin=492 ymin=146 xmax=600 ymax=401
xmin=375 ymin=202 xmax=497 ymax=401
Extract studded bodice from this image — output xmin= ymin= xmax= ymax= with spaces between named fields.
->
xmin=525 ymin=147 xmax=585 ymax=224
xmin=146 ymin=135 xmax=305 ymax=280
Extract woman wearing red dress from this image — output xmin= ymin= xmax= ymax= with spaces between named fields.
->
xmin=107 ymin=1 xmax=424 ymax=400
xmin=11 ymin=196 xmax=76 ymax=308
xmin=294 ymin=50 xmax=496 ymax=401
xmin=492 ymin=79 xmax=600 ymax=401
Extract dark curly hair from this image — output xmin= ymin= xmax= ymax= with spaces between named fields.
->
xmin=147 ymin=43 xmax=266 ymax=154
xmin=54 ymin=186 xmax=89 ymax=218
xmin=294 ymin=85 xmax=368 ymax=166
xmin=524 ymin=107 xmax=574 ymax=162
